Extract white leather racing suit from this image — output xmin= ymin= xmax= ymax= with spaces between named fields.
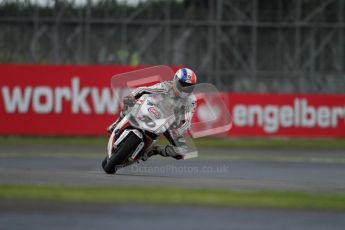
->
xmin=116 ymin=81 xmax=197 ymax=159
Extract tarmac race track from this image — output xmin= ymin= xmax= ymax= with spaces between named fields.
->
xmin=1 ymin=144 xmax=345 ymax=230
xmin=1 ymin=201 xmax=345 ymax=230
xmin=0 ymin=145 xmax=344 ymax=193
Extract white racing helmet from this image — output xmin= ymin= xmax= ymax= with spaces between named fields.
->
xmin=172 ymin=68 xmax=197 ymax=98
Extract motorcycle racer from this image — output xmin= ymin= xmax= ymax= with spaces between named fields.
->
xmin=107 ymin=68 xmax=197 ymax=160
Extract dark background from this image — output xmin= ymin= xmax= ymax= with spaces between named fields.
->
xmin=1 ymin=0 xmax=345 ymax=92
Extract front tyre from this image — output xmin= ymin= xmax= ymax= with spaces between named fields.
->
xmin=102 ymin=132 xmax=142 ymax=174
xmin=102 ymin=157 xmax=109 ymax=172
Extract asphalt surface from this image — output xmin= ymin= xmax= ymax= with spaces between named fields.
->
xmin=0 ymin=145 xmax=345 ymax=193
xmin=1 ymin=201 xmax=345 ymax=230
xmin=1 ymin=144 xmax=345 ymax=230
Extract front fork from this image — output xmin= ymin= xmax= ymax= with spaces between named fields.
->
xmin=107 ymin=116 xmax=130 ymax=158
xmin=107 ymin=115 xmax=159 ymax=162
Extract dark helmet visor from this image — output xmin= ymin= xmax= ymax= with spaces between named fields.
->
xmin=176 ymin=79 xmax=194 ymax=94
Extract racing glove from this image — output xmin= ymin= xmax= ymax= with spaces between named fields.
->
xmin=121 ymin=95 xmax=136 ymax=114
xmin=123 ymin=95 xmax=135 ymax=107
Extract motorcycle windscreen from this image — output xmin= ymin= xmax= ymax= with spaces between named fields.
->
xmin=187 ymin=83 xmax=233 ymax=138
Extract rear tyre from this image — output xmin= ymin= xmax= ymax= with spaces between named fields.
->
xmin=102 ymin=132 xmax=142 ymax=174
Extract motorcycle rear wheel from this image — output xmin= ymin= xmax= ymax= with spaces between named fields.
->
xmin=102 ymin=132 xmax=142 ymax=174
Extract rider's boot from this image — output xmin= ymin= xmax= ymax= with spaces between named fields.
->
xmin=141 ymin=144 xmax=186 ymax=161
xmin=142 ymin=146 xmax=164 ymax=161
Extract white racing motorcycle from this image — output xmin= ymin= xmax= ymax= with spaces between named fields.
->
xmin=102 ymin=92 xmax=186 ymax=174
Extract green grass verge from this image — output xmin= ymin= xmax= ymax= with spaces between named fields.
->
xmin=1 ymin=184 xmax=345 ymax=211
xmin=1 ymin=136 xmax=345 ymax=149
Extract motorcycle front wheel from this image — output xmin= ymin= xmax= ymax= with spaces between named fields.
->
xmin=102 ymin=132 xmax=142 ymax=174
